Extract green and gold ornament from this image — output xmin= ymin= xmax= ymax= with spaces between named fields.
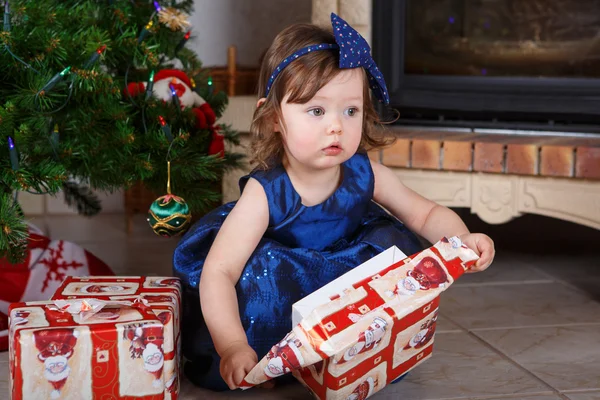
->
xmin=148 ymin=161 xmax=192 ymax=237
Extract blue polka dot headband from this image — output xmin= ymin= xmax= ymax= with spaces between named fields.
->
xmin=265 ymin=13 xmax=390 ymax=105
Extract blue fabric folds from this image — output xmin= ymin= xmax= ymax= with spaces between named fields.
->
xmin=173 ymin=152 xmax=423 ymax=391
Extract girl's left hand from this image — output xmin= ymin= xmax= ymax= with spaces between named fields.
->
xmin=459 ymin=233 xmax=495 ymax=273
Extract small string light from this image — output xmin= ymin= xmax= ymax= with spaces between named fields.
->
xmin=207 ymin=75 xmax=213 ymax=95
xmin=158 ymin=116 xmax=173 ymax=143
xmin=3 ymin=2 xmax=11 ymax=32
xmin=39 ymin=66 xmax=71 ymax=94
xmin=145 ymin=70 xmax=155 ymax=100
xmin=83 ymin=45 xmax=107 ymax=69
xmin=8 ymin=136 xmax=19 ymax=170
xmin=169 ymin=82 xmax=181 ymax=109
xmin=138 ymin=20 xmax=154 ymax=44
xmin=175 ymin=30 xmax=192 ymax=54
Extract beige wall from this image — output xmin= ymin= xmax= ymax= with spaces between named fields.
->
xmin=312 ymin=0 xmax=372 ymax=44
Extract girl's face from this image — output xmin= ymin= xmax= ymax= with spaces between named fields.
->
xmin=276 ymin=69 xmax=364 ymax=171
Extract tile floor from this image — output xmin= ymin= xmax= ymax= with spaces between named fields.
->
xmin=1 ymin=213 xmax=599 ymax=400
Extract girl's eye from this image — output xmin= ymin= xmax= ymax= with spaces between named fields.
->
xmin=345 ymin=107 xmax=359 ymax=117
xmin=308 ymin=108 xmax=324 ymax=117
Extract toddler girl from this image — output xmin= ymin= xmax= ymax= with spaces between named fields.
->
xmin=173 ymin=13 xmax=494 ymax=392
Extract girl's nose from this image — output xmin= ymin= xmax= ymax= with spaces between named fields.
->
xmin=328 ymin=117 xmax=342 ymax=135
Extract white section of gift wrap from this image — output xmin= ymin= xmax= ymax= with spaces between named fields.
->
xmin=292 ymin=246 xmax=407 ymax=327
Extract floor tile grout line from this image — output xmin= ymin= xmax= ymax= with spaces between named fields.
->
xmin=436 ymin=312 xmax=600 ymax=332
xmin=529 ymin=263 xmax=600 ymax=303
xmin=433 ymin=317 xmax=578 ymax=399
xmin=453 ymin=280 xmax=556 ymax=287
xmin=441 ymin=391 xmax=559 ymax=400
xmin=369 ymin=393 xmax=555 ymax=400
xmin=466 ymin=330 xmax=574 ymax=399
xmin=467 ymin=322 xmax=600 ymax=331
xmin=560 ymin=388 xmax=600 ymax=394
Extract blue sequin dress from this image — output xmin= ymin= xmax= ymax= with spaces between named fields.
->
xmin=173 ymin=152 xmax=424 ymax=391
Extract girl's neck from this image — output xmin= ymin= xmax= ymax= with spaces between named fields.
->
xmin=282 ymin=155 xmax=342 ymax=207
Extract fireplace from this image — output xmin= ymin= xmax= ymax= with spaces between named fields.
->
xmin=372 ymin=0 xmax=600 ymax=132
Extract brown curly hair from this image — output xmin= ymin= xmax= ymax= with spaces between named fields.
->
xmin=249 ymin=23 xmax=394 ymax=170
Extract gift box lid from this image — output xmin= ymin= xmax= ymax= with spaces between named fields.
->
xmin=292 ymin=246 xmax=407 ymax=326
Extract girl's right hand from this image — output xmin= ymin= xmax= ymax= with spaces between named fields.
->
xmin=219 ymin=341 xmax=258 ymax=390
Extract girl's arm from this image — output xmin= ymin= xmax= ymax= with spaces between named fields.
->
xmin=199 ymin=177 xmax=269 ymax=386
xmin=370 ymin=160 xmax=469 ymax=242
xmin=370 ymin=160 xmax=494 ymax=271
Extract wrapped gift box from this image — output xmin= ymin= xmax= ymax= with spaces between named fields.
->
xmin=8 ymin=299 xmax=166 ymax=400
xmin=241 ymin=237 xmax=478 ymax=399
xmin=49 ymin=276 xmax=182 ymax=399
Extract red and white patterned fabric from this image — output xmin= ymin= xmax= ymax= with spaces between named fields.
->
xmin=240 ymin=237 xmax=479 ymax=399
xmin=0 ymin=228 xmax=114 ymax=351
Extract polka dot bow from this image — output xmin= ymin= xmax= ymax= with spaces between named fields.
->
xmin=265 ymin=13 xmax=390 ymax=105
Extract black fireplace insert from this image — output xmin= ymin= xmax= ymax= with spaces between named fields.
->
xmin=372 ymin=0 xmax=600 ymax=132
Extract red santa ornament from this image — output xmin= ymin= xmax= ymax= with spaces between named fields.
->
xmin=32 ymin=328 xmax=80 ymax=399
xmin=124 ymin=69 xmax=224 ymax=157
xmin=124 ymin=324 xmax=165 ymax=388
xmin=264 ymin=332 xmax=305 ymax=378
xmin=338 ymin=317 xmax=387 ymax=364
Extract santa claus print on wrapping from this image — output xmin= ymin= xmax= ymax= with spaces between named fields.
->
xmin=60 ymin=282 xmax=139 ymax=297
xmin=384 ymin=256 xmax=449 ymax=299
xmin=144 ymin=277 xmax=181 ymax=290
xmin=392 ymin=307 xmax=438 ymax=369
xmin=324 ymin=362 xmax=387 ymax=400
xmin=346 ymin=376 xmax=377 ymax=400
xmin=72 ymin=306 xmax=145 ymax=326
xmin=403 ymin=311 xmax=438 ymax=351
xmin=10 ymin=306 xmax=48 ymax=330
xmin=119 ymin=322 xmax=166 ymax=394
xmin=33 ymin=328 xmax=79 ymax=399
xmin=325 ymin=310 xmax=393 ymax=378
xmin=9 ymin=306 xmax=48 ymax=388
xmin=434 ymin=236 xmax=470 ymax=262
xmin=20 ymin=327 xmax=94 ymax=400
xmin=336 ymin=316 xmax=387 ymax=365
xmin=264 ymin=331 xmax=305 ymax=378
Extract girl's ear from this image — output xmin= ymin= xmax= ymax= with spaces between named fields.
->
xmin=257 ymin=97 xmax=282 ymax=133
xmin=256 ymin=97 xmax=267 ymax=108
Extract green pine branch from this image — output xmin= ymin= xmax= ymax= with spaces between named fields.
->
xmin=62 ymin=180 xmax=102 ymax=217
xmin=0 ymin=193 xmax=28 ymax=264
xmin=1 ymin=0 xmax=246 ymax=263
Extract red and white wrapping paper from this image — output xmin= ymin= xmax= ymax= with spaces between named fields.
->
xmin=8 ymin=299 xmax=165 ymax=400
xmin=49 ymin=276 xmax=182 ymax=399
xmin=240 ymin=237 xmax=478 ymax=399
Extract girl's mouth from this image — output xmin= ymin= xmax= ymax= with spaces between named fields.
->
xmin=323 ymin=143 xmax=342 ymax=155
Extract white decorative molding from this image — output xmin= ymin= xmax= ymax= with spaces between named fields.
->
xmin=391 ymin=169 xmax=600 ymax=229
xmin=471 ymin=174 xmax=522 ymax=225
xmin=392 ymin=170 xmax=471 ymax=208
xmin=518 ymin=178 xmax=600 ymax=230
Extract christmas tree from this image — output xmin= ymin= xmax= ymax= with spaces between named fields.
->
xmin=0 ymin=0 xmax=243 ymax=262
